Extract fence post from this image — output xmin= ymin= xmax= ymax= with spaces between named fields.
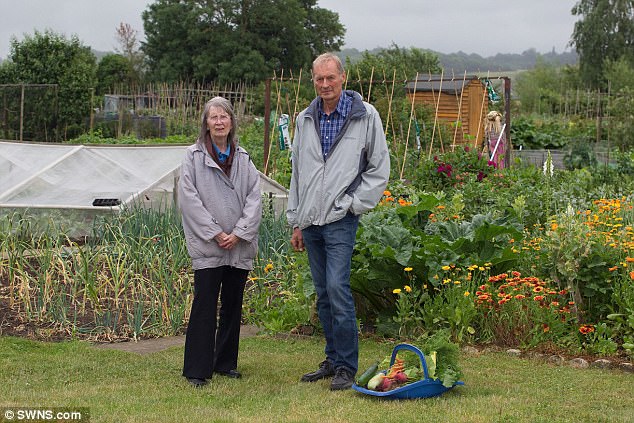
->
xmin=89 ymin=88 xmax=95 ymax=134
xmin=504 ymin=77 xmax=511 ymax=167
xmin=19 ymin=84 xmax=25 ymax=141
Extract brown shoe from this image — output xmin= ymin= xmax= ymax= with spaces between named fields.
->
xmin=300 ymin=360 xmax=335 ymax=382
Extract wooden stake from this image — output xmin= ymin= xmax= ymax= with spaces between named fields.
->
xmin=452 ymin=70 xmax=467 ymax=151
xmin=428 ymin=70 xmax=444 ymax=158
xmin=399 ymin=72 xmax=419 ymax=180
xmin=367 ymin=67 xmax=374 ymax=102
xmin=384 ymin=69 xmax=397 ymax=149
xmin=291 ymin=68 xmax=302 ymax=137
xmin=356 ymin=67 xmax=364 ymax=99
xmin=474 ymin=71 xmax=489 ymax=150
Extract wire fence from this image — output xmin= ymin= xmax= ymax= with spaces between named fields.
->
xmin=0 ymin=72 xmax=618 ymax=145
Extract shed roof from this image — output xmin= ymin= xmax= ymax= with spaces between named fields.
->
xmin=405 ymin=75 xmax=482 ymax=94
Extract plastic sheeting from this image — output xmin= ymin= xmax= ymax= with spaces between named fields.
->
xmin=0 ymin=141 xmax=288 ymax=237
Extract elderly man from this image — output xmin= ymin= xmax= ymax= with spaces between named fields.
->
xmin=286 ymin=52 xmax=390 ymax=390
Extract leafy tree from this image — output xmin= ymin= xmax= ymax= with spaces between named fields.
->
xmin=96 ymin=54 xmax=136 ymax=95
xmin=141 ymin=0 xmax=344 ymax=83
xmin=142 ymin=0 xmax=198 ymax=82
xmin=1 ymin=30 xmax=97 ymax=140
xmin=114 ymin=22 xmax=145 ymax=82
xmin=605 ymin=58 xmax=634 ymax=150
xmin=514 ymin=58 xmax=581 ymax=115
xmin=301 ymin=0 xmax=345 ymax=58
xmin=604 ymin=56 xmax=634 ymax=93
xmin=571 ymin=0 xmax=634 ymax=88
xmin=345 ymin=44 xmax=441 ymax=82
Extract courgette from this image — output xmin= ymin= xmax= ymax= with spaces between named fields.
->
xmin=355 ymin=361 xmax=379 ymax=387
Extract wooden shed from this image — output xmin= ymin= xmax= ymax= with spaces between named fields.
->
xmin=405 ymin=75 xmax=488 ymax=148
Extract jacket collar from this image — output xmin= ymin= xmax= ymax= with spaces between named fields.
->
xmin=306 ymin=90 xmax=366 ymax=120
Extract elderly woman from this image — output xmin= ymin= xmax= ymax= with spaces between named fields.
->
xmin=178 ymin=96 xmax=262 ymax=387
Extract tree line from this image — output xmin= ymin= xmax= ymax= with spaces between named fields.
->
xmin=0 ymin=0 xmax=632 ymax=141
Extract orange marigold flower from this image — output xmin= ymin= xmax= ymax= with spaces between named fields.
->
xmin=383 ymin=190 xmax=391 ymax=196
xmin=626 ymin=257 xmax=634 ymax=262
xmin=608 ymin=266 xmax=618 ymax=272
xmin=630 ymin=271 xmax=634 ymax=280
xmin=579 ymin=324 xmax=595 ymax=335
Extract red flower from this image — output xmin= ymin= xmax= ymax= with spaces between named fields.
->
xmin=579 ymin=324 xmax=595 ymax=335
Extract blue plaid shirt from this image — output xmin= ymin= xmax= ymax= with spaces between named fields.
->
xmin=318 ymin=92 xmax=352 ymax=159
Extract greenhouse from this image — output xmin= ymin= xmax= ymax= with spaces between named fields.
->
xmin=0 ymin=141 xmax=288 ymax=238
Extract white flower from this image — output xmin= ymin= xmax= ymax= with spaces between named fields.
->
xmin=543 ymin=150 xmax=554 ymax=177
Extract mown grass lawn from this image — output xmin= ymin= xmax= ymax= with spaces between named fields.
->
xmin=1 ymin=335 xmax=632 ymax=423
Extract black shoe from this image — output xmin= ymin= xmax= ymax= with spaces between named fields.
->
xmin=186 ymin=377 xmax=208 ymax=387
xmin=300 ymin=360 xmax=335 ymax=382
xmin=330 ymin=367 xmax=355 ymax=391
xmin=215 ymin=369 xmax=242 ymax=379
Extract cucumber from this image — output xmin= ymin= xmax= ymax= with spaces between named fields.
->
xmin=355 ymin=361 xmax=379 ymax=387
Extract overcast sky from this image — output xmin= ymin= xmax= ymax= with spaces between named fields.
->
xmin=0 ymin=0 xmax=579 ymax=60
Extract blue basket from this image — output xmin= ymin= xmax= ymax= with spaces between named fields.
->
xmin=352 ymin=343 xmax=464 ymax=399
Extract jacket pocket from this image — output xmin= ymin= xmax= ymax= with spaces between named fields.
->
xmin=239 ymin=237 xmax=258 ymax=262
xmin=186 ymin=235 xmax=223 ymax=259
xmin=333 ymin=193 xmax=354 ymax=214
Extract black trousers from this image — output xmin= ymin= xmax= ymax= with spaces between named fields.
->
xmin=182 ymin=266 xmax=248 ymax=379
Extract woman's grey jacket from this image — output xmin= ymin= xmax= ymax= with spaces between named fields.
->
xmin=178 ymin=141 xmax=262 ymax=271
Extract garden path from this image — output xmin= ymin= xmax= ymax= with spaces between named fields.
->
xmin=93 ymin=325 xmax=260 ymax=355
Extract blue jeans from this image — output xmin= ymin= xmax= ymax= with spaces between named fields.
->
xmin=302 ymin=212 xmax=360 ymax=374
